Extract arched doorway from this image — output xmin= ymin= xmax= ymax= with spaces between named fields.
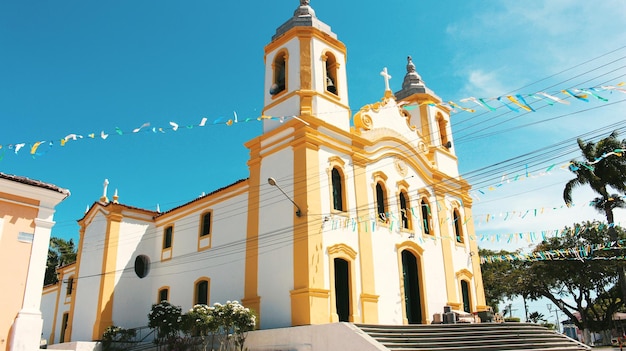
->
xmin=334 ymin=258 xmax=350 ymax=322
xmin=461 ymin=280 xmax=471 ymax=313
xmin=401 ymin=250 xmax=422 ymax=324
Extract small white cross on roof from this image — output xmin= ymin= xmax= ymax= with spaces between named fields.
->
xmin=380 ymin=67 xmax=392 ymax=92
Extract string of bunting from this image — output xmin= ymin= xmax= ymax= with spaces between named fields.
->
xmin=470 ymin=148 xmax=624 ymax=200
xmin=0 ymin=114 xmax=306 ymax=160
xmin=325 ymin=205 xmax=622 ymax=245
xmin=475 ymin=196 xmax=626 ymax=226
xmin=480 ymin=238 xmax=626 ymax=264
xmin=403 ymin=83 xmax=626 ymax=113
xmin=1 ymin=83 xmax=623 ymax=160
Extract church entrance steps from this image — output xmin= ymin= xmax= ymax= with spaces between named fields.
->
xmin=356 ymin=323 xmax=590 ymax=351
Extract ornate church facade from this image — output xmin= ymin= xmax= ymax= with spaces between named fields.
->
xmin=42 ymin=1 xmax=487 ymax=344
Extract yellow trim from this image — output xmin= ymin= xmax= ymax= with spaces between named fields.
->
xmin=198 ymin=210 xmax=213 ymax=251
xmin=299 ymin=34 xmax=313 ymax=116
xmin=434 ymin=191 xmax=457 ymax=307
xmin=464 ymin=206 xmax=488 ymax=311
xmin=92 ymin=210 xmax=123 ymax=340
xmin=243 ymin=139 xmax=261 ymax=327
xmin=395 ymin=241 xmax=428 ymax=324
xmin=157 ymin=286 xmax=170 ymax=303
xmin=290 ymin=129 xmax=327 ymax=325
xmin=264 ymin=26 xmax=347 ymax=58
xmin=352 ymin=161 xmax=379 ymax=323
xmin=327 ymin=244 xmax=360 ymax=323
xmin=193 ymin=277 xmax=211 ymax=305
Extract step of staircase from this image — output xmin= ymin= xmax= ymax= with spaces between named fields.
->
xmin=356 ymin=323 xmax=590 ymax=351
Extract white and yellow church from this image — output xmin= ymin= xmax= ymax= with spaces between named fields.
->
xmin=42 ymin=0 xmax=488 ymax=345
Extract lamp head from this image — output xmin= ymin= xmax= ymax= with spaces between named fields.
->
xmin=268 ymin=177 xmax=277 ymax=186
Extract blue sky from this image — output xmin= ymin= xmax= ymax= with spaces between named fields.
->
xmin=1 ymin=0 xmax=625 ymax=320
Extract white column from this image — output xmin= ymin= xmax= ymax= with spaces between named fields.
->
xmin=10 ymin=217 xmax=55 ymax=351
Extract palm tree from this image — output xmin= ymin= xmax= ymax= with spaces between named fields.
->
xmin=563 ymin=130 xmax=626 ymax=296
xmin=563 ymin=131 xmax=626 ymax=237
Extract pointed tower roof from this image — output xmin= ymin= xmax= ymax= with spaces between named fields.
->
xmin=395 ymin=56 xmax=435 ymax=100
xmin=272 ymin=0 xmax=336 ymax=40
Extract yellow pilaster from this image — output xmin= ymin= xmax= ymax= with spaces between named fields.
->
xmin=290 ymin=131 xmax=329 ymax=325
xmin=243 ymin=142 xmax=262 ymax=326
xmin=92 ymin=210 xmax=123 ymax=340
xmin=352 ymin=157 xmax=379 ymax=323
xmin=298 ymin=33 xmax=313 ymax=117
xmin=465 ymin=205 xmax=489 ymax=311
xmin=434 ymin=190 xmax=459 ymax=308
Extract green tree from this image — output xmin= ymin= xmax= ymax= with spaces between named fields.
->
xmin=520 ymin=222 xmax=625 ymax=337
xmin=479 ymin=248 xmax=527 ymax=312
xmin=563 ymin=131 xmax=626 ymax=298
xmin=44 ymin=237 xmax=77 ymax=285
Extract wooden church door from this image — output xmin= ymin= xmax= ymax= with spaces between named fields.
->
xmin=334 ymin=258 xmax=350 ymax=322
xmin=402 ymin=250 xmax=422 ymax=324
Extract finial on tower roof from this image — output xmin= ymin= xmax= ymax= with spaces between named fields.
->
xmin=394 ymin=55 xmax=435 ymax=100
xmin=406 ymin=56 xmax=416 ymax=73
xmin=294 ymin=0 xmax=316 ymax=18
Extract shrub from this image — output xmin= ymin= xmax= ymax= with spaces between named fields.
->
xmin=148 ymin=301 xmax=183 ymax=345
xmin=101 ymin=325 xmax=136 ymax=351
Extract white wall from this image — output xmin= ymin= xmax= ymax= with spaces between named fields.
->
xmin=71 ymin=212 xmax=107 ymax=341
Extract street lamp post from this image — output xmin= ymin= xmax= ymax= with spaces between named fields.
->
xmin=547 ymin=303 xmax=561 ymax=333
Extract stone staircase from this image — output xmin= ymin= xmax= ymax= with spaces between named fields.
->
xmin=356 ymin=323 xmax=590 ymax=351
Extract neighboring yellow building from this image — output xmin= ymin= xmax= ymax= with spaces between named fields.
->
xmin=42 ymin=0 xmax=488 ymax=346
xmin=0 ymin=172 xmax=69 ymax=351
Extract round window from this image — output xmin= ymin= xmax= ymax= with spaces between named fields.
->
xmin=134 ymin=255 xmax=150 ymax=278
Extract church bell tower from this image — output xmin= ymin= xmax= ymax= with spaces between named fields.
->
xmin=262 ymin=0 xmax=351 ymax=133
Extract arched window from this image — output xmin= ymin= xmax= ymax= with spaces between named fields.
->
xmin=376 ymin=183 xmax=387 ymax=222
xmin=420 ymin=199 xmax=431 ymax=235
xmin=270 ymin=50 xmax=287 ymax=96
xmin=399 ymin=191 xmax=411 ymax=230
xmin=323 ymin=52 xmax=338 ymax=95
xmin=331 ymin=167 xmax=344 ymax=211
xmin=437 ymin=114 xmax=450 ymax=148
xmin=453 ymin=208 xmax=463 ymax=243
xmin=195 ymin=279 xmax=209 ymax=305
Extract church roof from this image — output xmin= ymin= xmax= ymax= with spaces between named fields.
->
xmin=272 ymin=0 xmax=336 ymax=41
xmin=0 ymin=171 xmax=70 ymax=196
xmin=156 ymin=178 xmax=248 ymax=217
